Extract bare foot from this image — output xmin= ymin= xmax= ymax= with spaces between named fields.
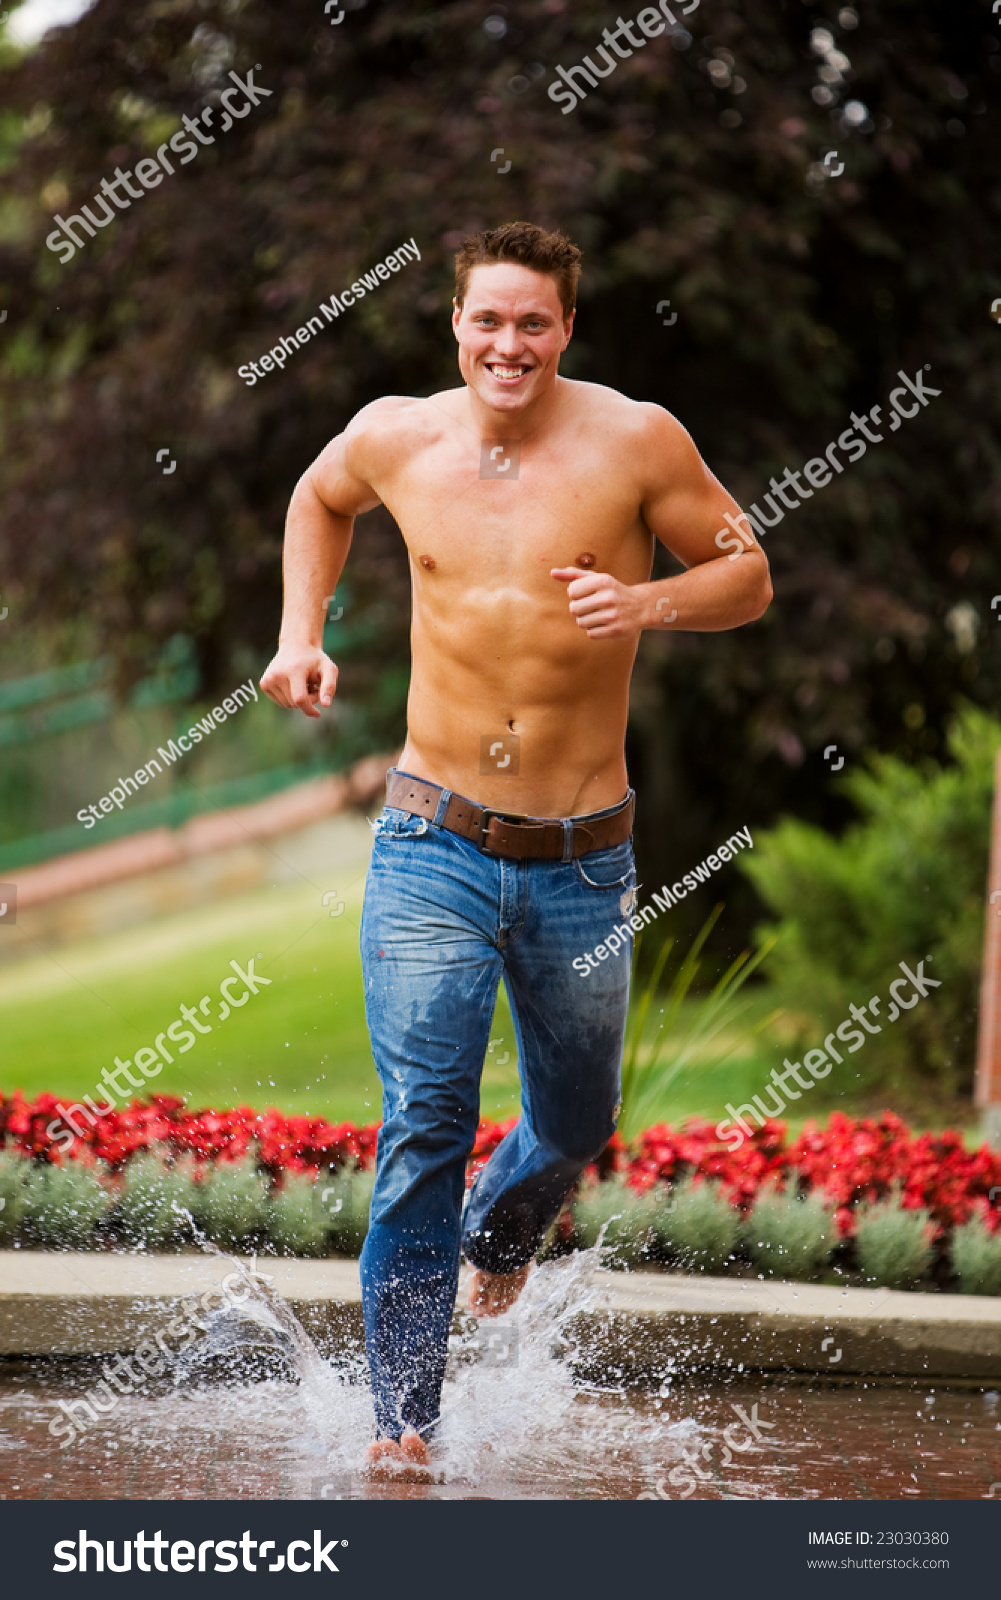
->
xmin=362 ymin=1426 xmax=433 ymax=1481
xmin=467 ymin=1262 xmax=531 ymax=1318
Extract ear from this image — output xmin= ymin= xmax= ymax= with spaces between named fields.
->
xmin=562 ymin=309 xmax=576 ymax=350
xmin=452 ymin=297 xmax=462 ymax=339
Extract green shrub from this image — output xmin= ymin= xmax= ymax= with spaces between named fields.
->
xmin=117 ymin=1151 xmax=199 ymax=1249
xmin=651 ymin=1176 xmax=740 ymax=1272
xmin=854 ymin=1196 xmax=934 ymax=1289
xmin=739 ymin=704 xmax=998 ymax=1101
xmin=193 ymin=1154 xmax=271 ymax=1248
xmin=321 ymin=1166 xmax=374 ymax=1257
xmin=573 ymin=1175 xmax=656 ymax=1267
xmin=268 ymin=1173 xmax=332 ymax=1257
xmin=24 ymin=1160 xmax=111 ymax=1248
xmin=743 ymin=1186 xmax=836 ymax=1280
xmin=951 ymin=1214 xmax=1001 ymax=1296
xmin=0 ymin=1151 xmax=31 ymax=1242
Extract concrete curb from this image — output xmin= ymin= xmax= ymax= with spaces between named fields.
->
xmin=2 ymin=1253 xmax=1000 ymax=1379
xmin=566 ymin=1271 xmax=1001 ymax=1382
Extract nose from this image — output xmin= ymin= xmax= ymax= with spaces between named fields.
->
xmin=491 ymin=321 xmax=523 ymax=358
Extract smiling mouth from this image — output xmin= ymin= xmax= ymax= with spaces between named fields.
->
xmin=486 ymin=363 xmax=531 ymax=382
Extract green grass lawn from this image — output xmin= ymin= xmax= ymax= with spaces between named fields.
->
xmin=0 ymin=874 xmax=521 ymax=1124
xmin=619 ymin=996 xmax=851 ymax=1140
xmin=0 ymin=879 xmax=970 ymax=1138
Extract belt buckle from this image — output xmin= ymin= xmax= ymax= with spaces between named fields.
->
xmin=476 ymin=807 xmax=530 ymax=854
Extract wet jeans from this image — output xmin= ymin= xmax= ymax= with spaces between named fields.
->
xmin=358 ymin=780 xmax=636 ymax=1441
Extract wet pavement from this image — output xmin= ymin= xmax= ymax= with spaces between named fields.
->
xmin=1 ymin=1248 xmax=999 ymax=1502
xmin=2 ymin=1367 xmax=999 ymax=1501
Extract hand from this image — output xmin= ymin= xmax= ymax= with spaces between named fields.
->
xmin=551 ymin=566 xmax=648 ymax=641
xmin=260 ymin=642 xmax=338 ymax=718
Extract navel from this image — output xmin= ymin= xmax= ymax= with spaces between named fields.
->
xmin=576 ymin=552 xmax=596 ymax=568
xmin=419 ymin=555 xmax=436 ymax=571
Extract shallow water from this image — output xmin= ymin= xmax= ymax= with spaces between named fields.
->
xmin=1 ymin=1250 xmax=999 ymax=1502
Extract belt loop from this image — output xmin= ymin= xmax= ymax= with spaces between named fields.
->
xmin=432 ymin=787 xmax=452 ymax=828
xmin=561 ymin=818 xmax=574 ymax=862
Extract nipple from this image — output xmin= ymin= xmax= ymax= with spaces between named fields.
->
xmin=419 ymin=555 xmax=436 ymax=571
xmin=576 ymin=552 xmax=596 ymax=568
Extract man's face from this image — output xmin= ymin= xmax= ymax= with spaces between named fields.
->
xmin=452 ymin=262 xmax=574 ymax=414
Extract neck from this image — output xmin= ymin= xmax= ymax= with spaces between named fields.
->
xmin=465 ymin=375 xmax=564 ymax=439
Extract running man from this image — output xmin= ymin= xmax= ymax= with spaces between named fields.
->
xmin=260 ymin=222 xmax=771 ymax=1473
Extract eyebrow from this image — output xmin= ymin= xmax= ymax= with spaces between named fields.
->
xmin=468 ymin=307 xmax=556 ymax=320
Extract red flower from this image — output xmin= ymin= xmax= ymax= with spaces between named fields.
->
xmin=2 ymin=1090 xmax=998 ymax=1245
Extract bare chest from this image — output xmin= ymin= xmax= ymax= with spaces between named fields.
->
xmin=378 ymin=433 xmax=651 ymax=584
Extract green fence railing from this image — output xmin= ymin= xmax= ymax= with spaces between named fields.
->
xmin=0 ymin=760 xmax=336 ymax=874
xmin=0 ymin=636 xmax=200 ymax=749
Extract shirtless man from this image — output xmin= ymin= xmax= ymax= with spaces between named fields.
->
xmin=260 ymin=222 xmax=771 ymax=1474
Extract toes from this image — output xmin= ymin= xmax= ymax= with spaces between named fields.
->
xmin=468 ymin=1264 xmax=531 ymax=1317
xmin=363 ymin=1438 xmax=403 ymax=1474
xmin=400 ymin=1427 xmax=430 ymax=1465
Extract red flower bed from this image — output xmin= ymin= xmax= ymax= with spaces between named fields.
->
xmin=788 ymin=1111 xmax=1001 ymax=1237
xmin=626 ymin=1110 xmax=1001 ymax=1238
xmin=2 ymin=1092 xmax=999 ymax=1237
xmin=0 ymin=1091 xmax=378 ymax=1177
xmin=627 ymin=1116 xmax=789 ymax=1211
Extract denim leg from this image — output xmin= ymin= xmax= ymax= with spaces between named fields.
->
xmin=359 ymin=810 xmax=502 ymax=1439
xmin=462 ymin=841 xmax=635 ymax=1273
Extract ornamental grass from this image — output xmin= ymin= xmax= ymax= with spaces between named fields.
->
xmin=742 ymin=1187 xmax=837 ymax=1279
xmin=0 ymin=1094 xmax=998 ymax=1290
xmin=950 ymin=1213 xmax=1001 ymax=1296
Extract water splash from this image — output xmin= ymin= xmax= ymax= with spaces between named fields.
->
xmin=155 ymin=1237 xmax=700 ymax=1496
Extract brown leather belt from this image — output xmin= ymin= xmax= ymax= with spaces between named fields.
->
xmin=384 ymin=769 xmax=634 ymax=861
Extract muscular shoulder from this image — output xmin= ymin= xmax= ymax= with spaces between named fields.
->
xmin=307 ymin=394 xmax=449 ymax=511
xmin=342 ymin=393 xmax=430 ymax=458
xmin=341 ymin=392 xmax=458 ymax=477
xmin=566 ymin=381 xmax=703 ymax=483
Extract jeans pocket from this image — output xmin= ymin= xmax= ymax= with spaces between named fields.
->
xmin=572 ymin=840 xmax=635 ymax=891
xmin=372 ymin=806 xmax=430 ymax=842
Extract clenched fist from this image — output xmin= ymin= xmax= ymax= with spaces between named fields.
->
xmin=260 ymin=642 xmax=338 ymax=718
xmin=551 ymin=565 xmax=652 ymax=641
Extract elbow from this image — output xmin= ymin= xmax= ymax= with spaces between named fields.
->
xmin=750 ymin=553 xmax=772 ymax=621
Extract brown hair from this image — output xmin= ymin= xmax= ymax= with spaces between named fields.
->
xmin=453 ymin=222 xmax=582 ymax=320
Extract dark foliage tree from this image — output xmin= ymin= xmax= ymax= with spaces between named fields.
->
xmin=0 ymin=0 xmax=999 ymax=933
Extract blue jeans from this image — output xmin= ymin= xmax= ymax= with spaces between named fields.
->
xmin=358 ymin=775 xmax=636 ymax=1441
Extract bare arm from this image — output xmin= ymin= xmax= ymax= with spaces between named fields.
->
xmin=260 ymin=416 xmax=382 ymax=716
xmin=553 ymin=406 xmax=772 ymax=639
